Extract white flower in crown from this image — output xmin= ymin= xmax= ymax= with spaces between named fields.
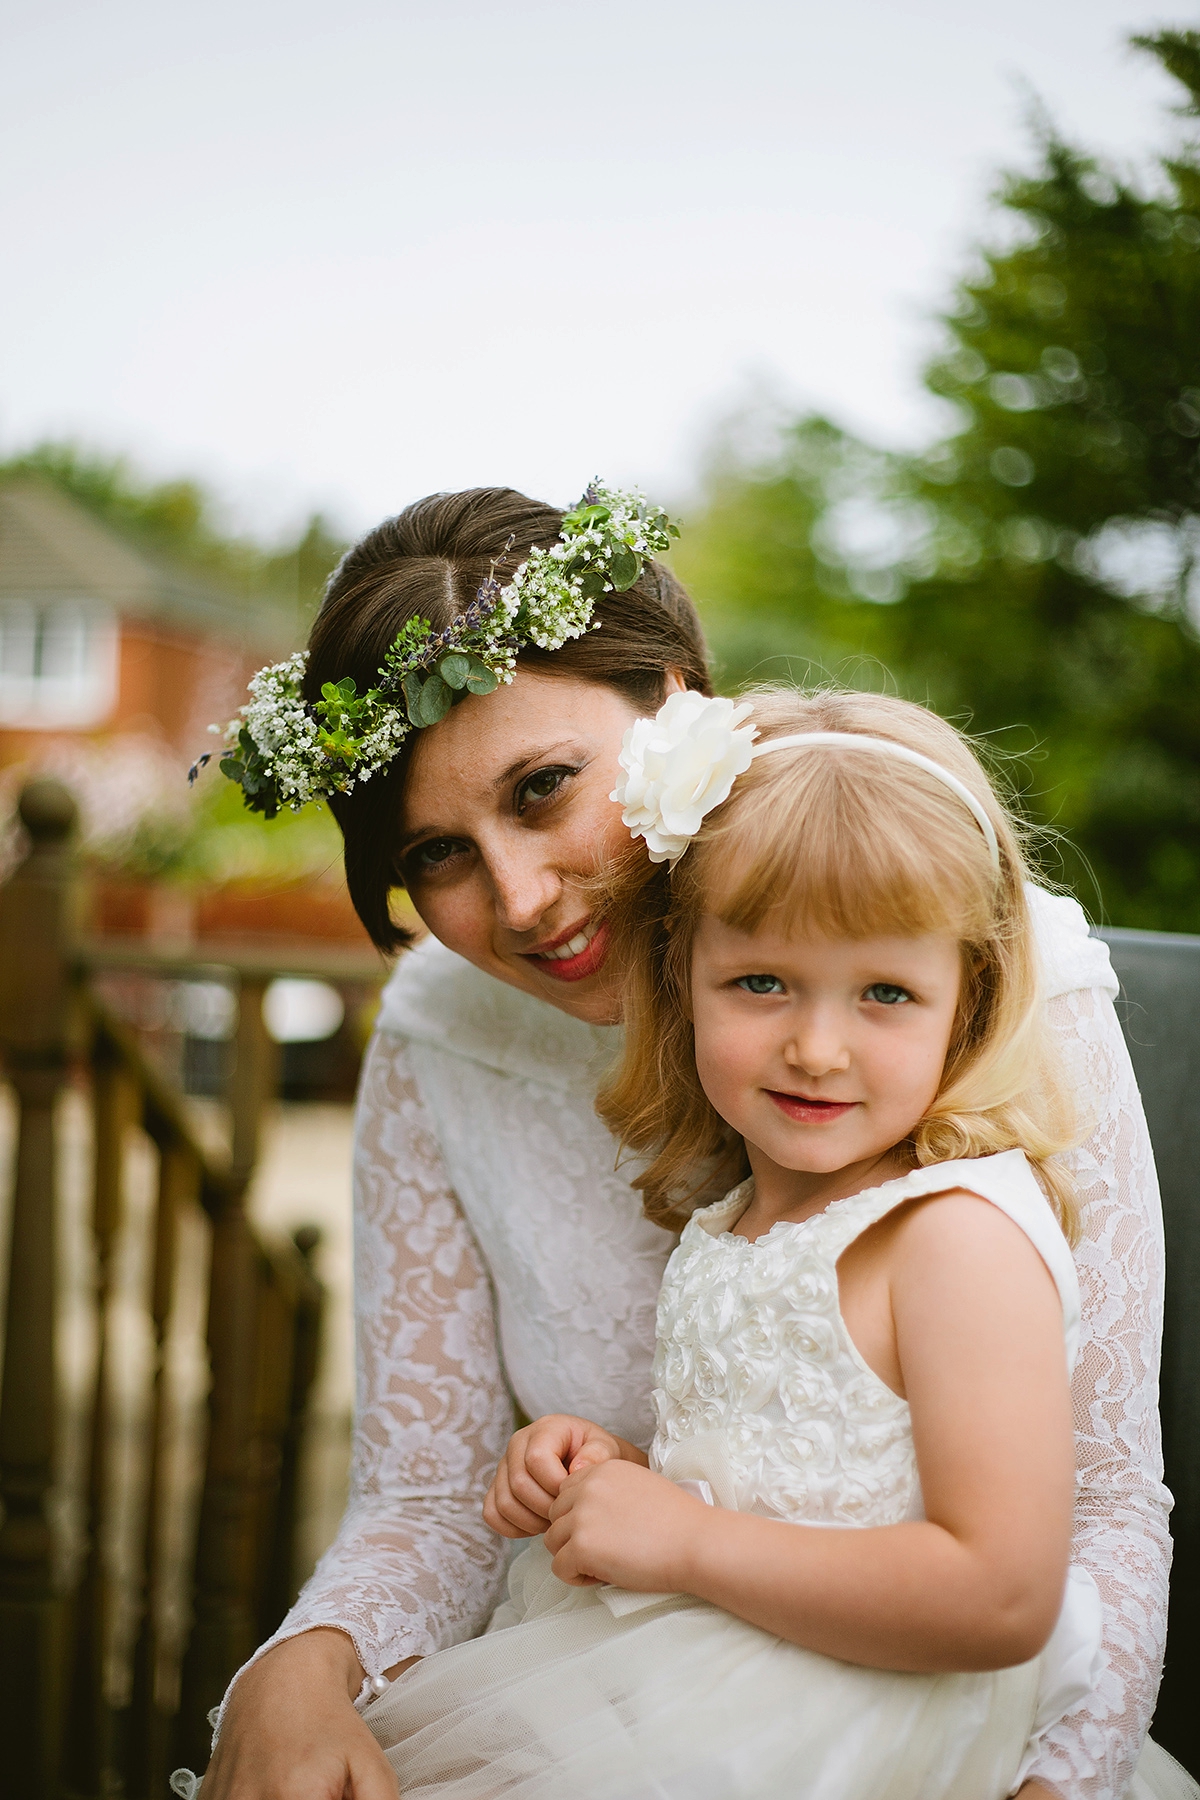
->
xmin=612 ymin=692 xmax=759 ymax=865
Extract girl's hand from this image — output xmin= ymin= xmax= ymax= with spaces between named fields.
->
xmin=484 ymin=1414 xmax=646 ymax=1539
xmin=198 ymin=1628 xmax=399 ymax=1799
xmin=544 ymin=1458 xmax=710 ymax=1590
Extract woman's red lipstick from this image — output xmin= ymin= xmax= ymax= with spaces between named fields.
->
xmin=767 ymin=1091 xmax=858 ymax=1124
xmin=522 ymin=920 xmax=610 ymax=984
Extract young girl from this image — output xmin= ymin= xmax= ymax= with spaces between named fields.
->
xmin=358 ymin=688 xmax=1192 ymax=1799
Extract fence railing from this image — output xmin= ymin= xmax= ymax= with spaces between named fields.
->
xmin=0 ymin=778 xmax=384 ymax=1797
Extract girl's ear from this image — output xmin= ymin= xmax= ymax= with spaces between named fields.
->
xmin=663 ymin=666 xmax=688 ymax=697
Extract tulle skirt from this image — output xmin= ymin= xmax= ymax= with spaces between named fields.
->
xmin=1129 ymin=1739 xmax=1200 ymax=1800
xmin=363 ymin=1538 xmax=1046 ymax=1799
xmin=169 ymin=1536 xmax=1200 ymax=1800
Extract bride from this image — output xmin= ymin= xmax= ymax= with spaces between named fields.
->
xmin=195 ymin=484 xmax=1173 ymax=1800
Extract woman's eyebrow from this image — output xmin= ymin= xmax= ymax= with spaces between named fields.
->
xmin=491 ymin=739 xmax=581 ymax=794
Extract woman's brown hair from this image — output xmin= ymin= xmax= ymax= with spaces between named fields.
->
xmin=597 ymin=687 xmax=1080 ymax=1241
xmin=306 ymin=487 xmax=711 ymax=951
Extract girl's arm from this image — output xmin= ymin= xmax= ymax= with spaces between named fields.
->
xmin=545 ymin=1189 xmax=1075 ymax=1673
xmin=203 ymin=1032 xmax=515 ymax=1791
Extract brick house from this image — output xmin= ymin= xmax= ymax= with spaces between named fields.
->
xmin=0 ymin=475 xmax=290 ymax=763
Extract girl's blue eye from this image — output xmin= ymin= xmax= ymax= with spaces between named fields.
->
xmin=864 ymin=982 xmax=911 ymax=1005
xmin=737 ymin=974 xmax=785 ymax=996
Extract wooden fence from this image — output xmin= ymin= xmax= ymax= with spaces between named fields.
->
xmin=0 ymin=778 xmax=383 ymax=1797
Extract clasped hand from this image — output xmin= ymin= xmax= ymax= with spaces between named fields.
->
xmin=484 ymin=1413 xmax=711 ymax=1592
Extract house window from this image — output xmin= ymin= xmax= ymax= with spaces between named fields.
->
xmin=0 ymin=601 xmax=119 ymax=728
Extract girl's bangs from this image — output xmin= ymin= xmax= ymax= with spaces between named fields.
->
xmin=697 ymin=753 xmax=996 ymax=945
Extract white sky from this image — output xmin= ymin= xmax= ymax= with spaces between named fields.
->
xmin=0 ymin=0 xmax=1184 ymax=538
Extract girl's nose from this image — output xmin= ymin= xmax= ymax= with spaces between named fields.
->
xmin=784 ymin=1013 xmax=852 ymax=1078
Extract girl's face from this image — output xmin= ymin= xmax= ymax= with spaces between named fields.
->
xmin=690 ymin=912 xmax=963 ymax=1216
xmin=399 ymin=667 xmax=682 ymax=1025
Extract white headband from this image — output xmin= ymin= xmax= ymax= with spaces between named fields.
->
xmin=611 ymin=693 xmax=1002 ymax=871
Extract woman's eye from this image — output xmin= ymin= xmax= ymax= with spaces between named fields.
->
xmin=516 ymin=766 xmax=573 ymax=812
xmin=737 ymin=974 xmax=785 ymax=996
xmin=408 ymin=838 xmax=464 ymax=875
xmin=864 ymin=983 xmax=912 ymax=1006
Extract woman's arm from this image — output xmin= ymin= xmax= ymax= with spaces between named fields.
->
xmin=202 ymin=1030 xmax=515 ymax=1789
xmin=1021 ymin=987 xmax=1173 ymax=1800
xmin=546 ymin=1191 xmax=1076 ymax=1672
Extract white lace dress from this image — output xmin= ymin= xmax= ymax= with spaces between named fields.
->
xmin=355 ymin=1151 xmax=1166 ymax=1800
xmin=224 ymin=889 xmax=1177 ymax=1800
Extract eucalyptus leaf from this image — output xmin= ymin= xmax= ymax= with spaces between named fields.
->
xmin=402 ymin=670 xmax=425 ymax=725
xmin=437 ymin=652 xmax=471 ymax=690
xmin=219 ymin=757 xmax=245 ymax=780
xmin=465 ymin=664 xmax=499 ymax=695
xmin=414 ymin=673 xmax=453 ymax=725
xmin=580 ymin=569 xmax=607 ymax=599
xmin=609 ymin=546 xmax=639 ymax=590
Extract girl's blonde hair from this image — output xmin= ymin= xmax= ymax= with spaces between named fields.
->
xmin=598 ymin=687 xmax=1080 ymax=1241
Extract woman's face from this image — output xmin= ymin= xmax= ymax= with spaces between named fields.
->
xmin=398 ymin=668 xmax=679 ymax=1025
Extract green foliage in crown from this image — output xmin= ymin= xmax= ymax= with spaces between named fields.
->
xmin=191 ymin=482 xmax=679 ymax=817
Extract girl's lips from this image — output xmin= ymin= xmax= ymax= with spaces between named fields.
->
xmin=767 ymin=1091 xmax=859 ymax=1125
xmin=524 ymin=920 xmax=610 ymax=984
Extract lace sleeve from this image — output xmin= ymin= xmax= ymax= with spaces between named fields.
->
xmin=1026 ymin=987 xmax=1173 ymax=1800
xmin=216 ymin=1030 xmax=514 ymax=1728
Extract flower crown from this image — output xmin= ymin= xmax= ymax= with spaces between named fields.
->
xmin=191 ymin=482 xmax=679 ymax=818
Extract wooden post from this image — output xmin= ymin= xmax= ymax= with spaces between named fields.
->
xmin=123 ymin=1138 xmax=195 ymax=1799
xmin=175 ymin=978 xmax=278 ymax=1770
xmin=258 ymin=1227 xmax=324 ymax=1640
xmin=62 ymin=1042 xmax=141 ymax=1800
xmin=0 ymin=779 xmax=78 ymax=1797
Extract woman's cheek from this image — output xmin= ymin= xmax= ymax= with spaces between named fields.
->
xmin=570 ymin=782 xmax=636 ymax=865
xmin=409 ymin=882 xmax=488 ymax=963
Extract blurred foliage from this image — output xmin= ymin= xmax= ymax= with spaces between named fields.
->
xmin=0 ymin=442 xmax=347 ymax=630
xmin=678 ymin=28 xmax=1200 ymax=931
xmin=0 ymin=727 xmax=346 ymax=889
xmin=168 ymin=773 xmax=345 ymax=887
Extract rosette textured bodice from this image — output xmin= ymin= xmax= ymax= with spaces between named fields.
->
xmin=650 ymin=1151 xmax=1080 ymax=1529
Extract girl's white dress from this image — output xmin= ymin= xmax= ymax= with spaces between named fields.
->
xmin=360 ymin=1149 xmax=1193 ymax=1800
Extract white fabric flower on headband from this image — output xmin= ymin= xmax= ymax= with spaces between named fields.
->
xmin=611 ymin=692 xmax=759 ymax=864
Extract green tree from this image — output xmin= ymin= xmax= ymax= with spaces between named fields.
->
xmin=674 ymin=417 xmax=899 ymax=691
xmin=683 ymin=28 xmax=1200 ymax=930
